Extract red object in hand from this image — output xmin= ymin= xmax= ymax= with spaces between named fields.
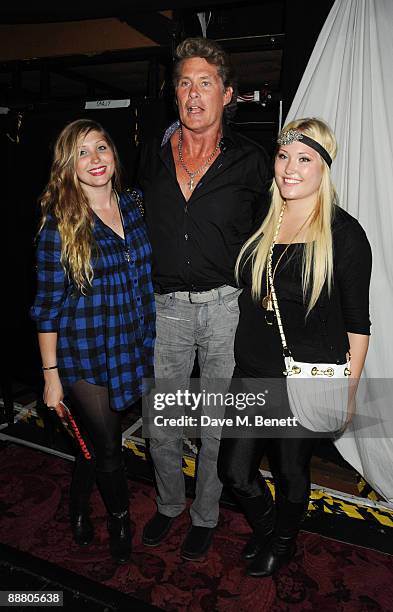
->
xmin=58 ymin=401 xmax=92 ymax=460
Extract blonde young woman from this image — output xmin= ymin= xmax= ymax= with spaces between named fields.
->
xmin=218 ymin=118 xmax=371 ymax=576
xmin=31 ymin=119 xmax=155 ymax=564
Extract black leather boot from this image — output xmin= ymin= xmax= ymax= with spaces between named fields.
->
xmin=70 ymin=512 xmax=94 ymax=546
xmin=235 ymin=480 xmax=275 ymax=560
xmin=107 ymin=510 xmax=132 ymax=565
xmin=69 ymin=453 xmax=96 ymax=546
xmin=247 ymin=497 xmax=308 ymax=577
xmin=97 ymin=465 xmax=132 ymax=564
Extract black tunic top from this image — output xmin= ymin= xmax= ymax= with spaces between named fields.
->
xmin=235 ymin=207 xmax=372 ymax=378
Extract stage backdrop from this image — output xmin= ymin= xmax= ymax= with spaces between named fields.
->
xmin=285 ymin=0 xmax=393 ymax=501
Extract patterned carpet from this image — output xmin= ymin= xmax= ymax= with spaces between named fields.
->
xmin=1 ymin=444 xmax=392 ymax=611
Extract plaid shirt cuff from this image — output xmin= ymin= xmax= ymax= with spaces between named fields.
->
xmin=36 ymin=320 xmax=59 ymax=333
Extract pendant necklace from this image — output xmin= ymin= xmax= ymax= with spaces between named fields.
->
xmin=92 ymin=191 xmax=119 ymax=232
xmin=177 ymin=126 xmax=221 ymax=191
xmin=92 ymin=191 xmax=129 ymax=262
xmin=263 ymin=204 xmax=313 ymax=324
xmin=113 ymin=191 xmax=131 ymax=263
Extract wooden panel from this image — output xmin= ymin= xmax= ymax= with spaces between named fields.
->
xmin=0 ymin=18 xmax=158 ymax=62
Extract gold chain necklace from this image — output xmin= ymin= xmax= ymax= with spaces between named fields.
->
xmin=177 ymin=126 xmax=221 ymax=191
xmin=263 ymin=204 xmax=313 ymax=316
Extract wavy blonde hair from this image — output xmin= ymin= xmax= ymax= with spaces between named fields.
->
xmin=236 ymin=117 xmax=338 ymax=315
xmin=39 ymin=119 xmax=122 ymax=293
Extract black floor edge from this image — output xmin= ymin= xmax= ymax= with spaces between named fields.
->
xmin=301 ymin=512 xmax=393 ymax=555
xmin=0 ymin=543 xmax=160 ymax=611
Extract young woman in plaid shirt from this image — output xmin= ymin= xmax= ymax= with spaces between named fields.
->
xmin=31 ymin=119 xmax=155 ymax=564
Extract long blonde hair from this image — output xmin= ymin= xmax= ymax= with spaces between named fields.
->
xmin=39 ymin=119 xmax=122 ymax=293
xmin=236 ymin=117 xmax=338 ymax=315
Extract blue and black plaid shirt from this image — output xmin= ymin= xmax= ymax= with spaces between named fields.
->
xmin=31 ymin=191 xmax=155 ymax=411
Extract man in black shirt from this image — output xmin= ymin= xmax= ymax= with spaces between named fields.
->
xmin=139 ymin=37 xmax=271 ymax=560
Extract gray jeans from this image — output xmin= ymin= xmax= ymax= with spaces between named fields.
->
xmin=149 ymin=287 xmax=241 ymax=527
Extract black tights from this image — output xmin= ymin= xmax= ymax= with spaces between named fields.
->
xmin=68 ymin=379 xmax=123 ymax=473
xmin=68 ymin=380 xmax=128 ymax=515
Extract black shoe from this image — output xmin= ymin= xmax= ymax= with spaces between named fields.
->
xmin=107 ymin=511 xmax=132 ymax=565
xmin=181 ymin=526 xmax=215 ymax=561
xmin=71 ymin=512 xmax=94 ymax=546
xmin=246 ymin=535 xmax=297 ymax=577
xmin=142 ymin=512 xmax=176 ymax=547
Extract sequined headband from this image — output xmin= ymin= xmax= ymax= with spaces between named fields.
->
xmin=277 ymin=128 xmax=332 ymax=168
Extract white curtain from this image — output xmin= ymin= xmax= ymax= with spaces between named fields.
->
xmin=286 ymin=0 xmax=393 ymax=501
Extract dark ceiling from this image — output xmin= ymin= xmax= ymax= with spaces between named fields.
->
xmin=0 ymin=0 xmax=336 ymax=146
xmin=0 ymin=0 xmax=286 ymax=111
xmin=0 ymin=1 xmax=274 ymax=24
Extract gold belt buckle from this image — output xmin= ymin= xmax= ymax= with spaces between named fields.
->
xmin=311 ymin=366 xmax=335 ymax=377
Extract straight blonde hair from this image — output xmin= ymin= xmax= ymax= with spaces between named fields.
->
xmin=39 ymin=119 xmax=122 ymax=294
xmin=236 ymin=117 xmax=338 ymax=315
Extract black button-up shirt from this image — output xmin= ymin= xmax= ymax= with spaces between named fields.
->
xmin=138 ymin=121 xmax=272 ymax=293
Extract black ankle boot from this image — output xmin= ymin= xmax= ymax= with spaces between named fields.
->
xmin=69 ymin=453 xmax=96 ymax=546
xmin=70 ymin=512 xmax=94 ymax=546
xmin=96 ymin=465 xmax=132 ymax=564
xmin=235 ymin=481 xmax=275 ymax=560
xmin=107 ymin=510 xmax=132 ymax=564
xmin=246 ymin=497 xmax=308 ymax=577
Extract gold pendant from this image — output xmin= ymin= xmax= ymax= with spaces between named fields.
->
xmin=262 ymin=295 xmax=272 ymax=310
xmin=188 ymin=177 xmax=194 ymax=191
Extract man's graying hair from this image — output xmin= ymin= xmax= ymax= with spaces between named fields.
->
xmin=173 ymin=37 xmax=238 ymax=120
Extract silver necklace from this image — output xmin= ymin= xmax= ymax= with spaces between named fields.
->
xmin=177 ymin=126 xmax=221 ymax=191
xmin=109 ymin=191 xmax=122 ymax=234
xmin=92 ymin=191 xmax=124 ymax=242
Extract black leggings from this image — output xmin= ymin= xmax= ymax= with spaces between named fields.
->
xmin=218 ymin=371 xmax=318 ymax=504
xmin=218 ymin=435 xmax=316 ymax=504
xmin=68 ymin=380 xmax=123 ymax=473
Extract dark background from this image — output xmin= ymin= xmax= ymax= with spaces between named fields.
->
xmin=1 ymin=0 xmax=335 ymax=391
